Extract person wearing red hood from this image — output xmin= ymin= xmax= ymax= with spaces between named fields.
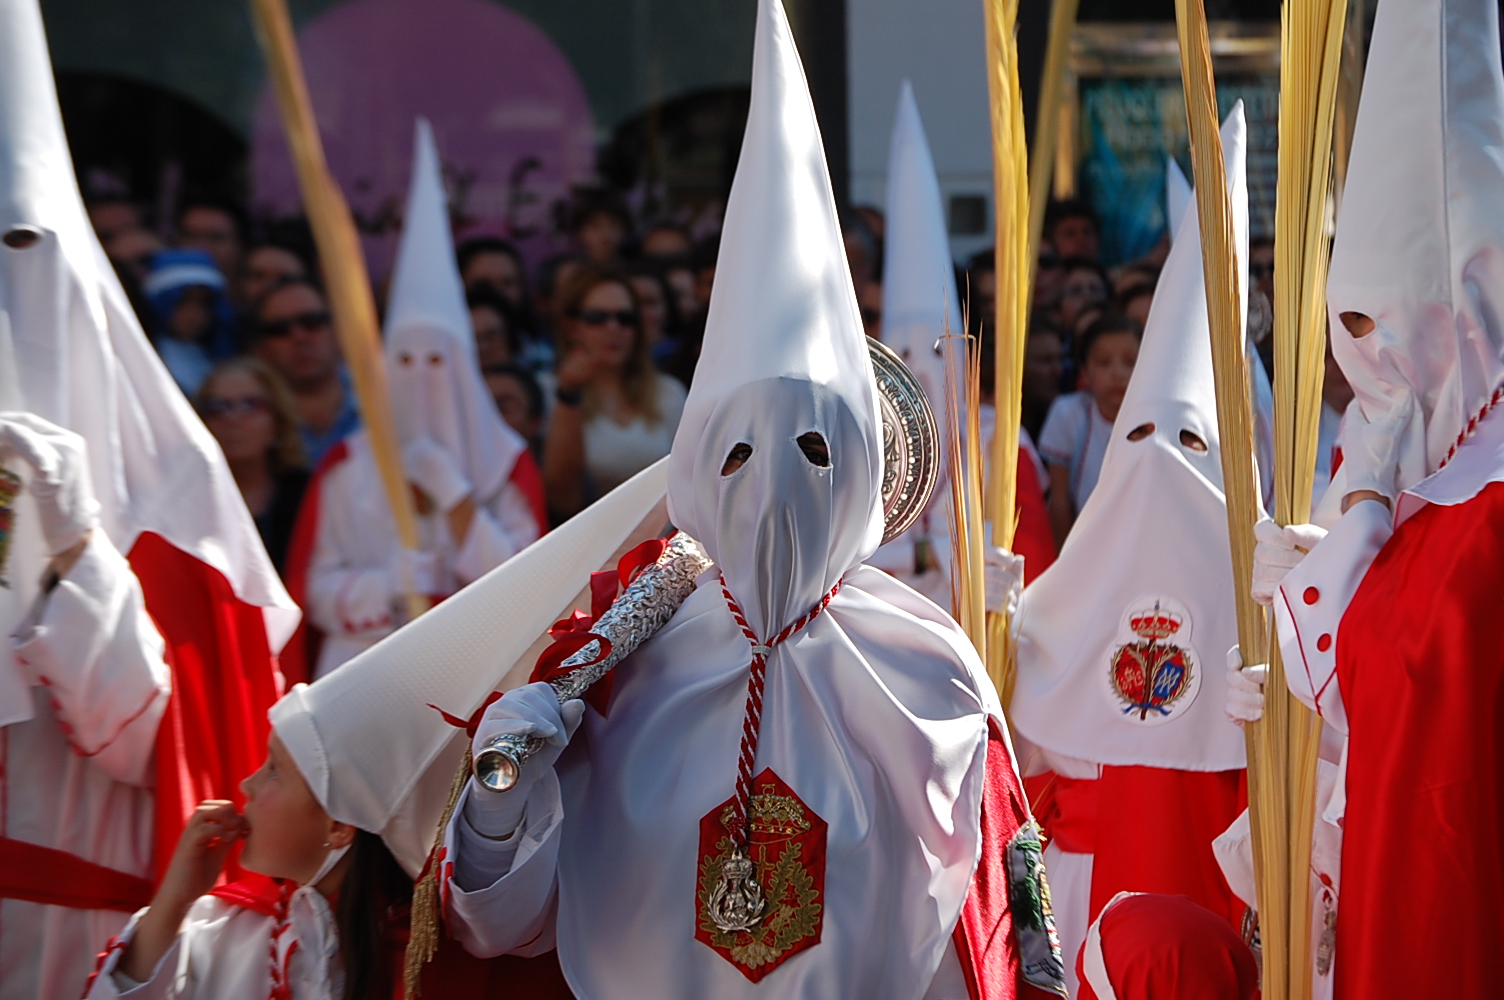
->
xmin=1074 ymin=893 xmax=1259 ymax=1000
xmin=0 ymin=0 xmax=298 ymax=996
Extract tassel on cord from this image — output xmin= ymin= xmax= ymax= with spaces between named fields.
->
xmin=403 ymin=746 xmax=473 ymax=999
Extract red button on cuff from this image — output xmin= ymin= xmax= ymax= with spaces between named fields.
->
xmin=1316 ymin=633 xmax=1333 ymax=652
xmin=1303 ymin=587 xmax=1320 ymax=605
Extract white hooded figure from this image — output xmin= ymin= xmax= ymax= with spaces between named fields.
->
xmin=438 ymin=3 xmax=1058 ymax=999
xmin=303 ymin=119 xmax=543 ymax=677
xmin=1247 ymin=0 xmax=1504 ymax=993
xmin=867 ymin=80 xmax=965 ymax=606
xmin=1008 ymin=106 xmax=1251 ymax=995
xmin=0 ymin=0 xmax=297 ymax=995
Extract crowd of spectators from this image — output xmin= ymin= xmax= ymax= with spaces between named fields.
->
xmin=90 ymin=182 xmax=1316 ymax=573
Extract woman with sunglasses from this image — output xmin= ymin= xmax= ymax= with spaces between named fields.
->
xmin=196 ymin=358 xmax=310 ymax=579
xmin=542 ymin=265 xmax=686 ymax=520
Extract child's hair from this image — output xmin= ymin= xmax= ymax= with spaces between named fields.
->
xmin=1075 ymin=311 xmax=1143 ymax=372
xmin=336 ymin=829 xmax=414 ymax=1000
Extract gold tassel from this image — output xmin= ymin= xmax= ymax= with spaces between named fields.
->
xmin=403 ymin=746 xmax=473 ymax=1000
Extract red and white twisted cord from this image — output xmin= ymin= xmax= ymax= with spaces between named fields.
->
xmin=719 ymin=573 xmax=840 ymax=848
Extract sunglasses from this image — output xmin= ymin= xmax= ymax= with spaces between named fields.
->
xmin=200 ymin=396 xmax=270 ymax=418
xmin=574 ymin=308 xmax=638 ymax=328
xmin=1249 ymin=262 xmax=1274 ymax=279
xmin=259 ymin=310 xmax=331 ymax=338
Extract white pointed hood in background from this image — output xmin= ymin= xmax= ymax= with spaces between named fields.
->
xmin=271 ymin=459 xmax=669 ymax=875
xmin=1327 ymin=0 xmax=1504 ymax=493
xmin=882 ymin=80 xmax=962 ymax=433
xmin=0 ymin=0 xmax=296 ymax=661
xmin=1011 ymin=105 xmax=1249 ymax=771
xmin=667 ymin=0 xmax=881 ymax=640
xmin=385 ymin=118 xmax=526 ymax=500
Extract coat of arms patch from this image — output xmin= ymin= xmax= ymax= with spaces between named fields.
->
xmin=695 ymin=768 xmax=826 ymax=981
xmin=1106 ymin=596 xmax=1200 ymax=724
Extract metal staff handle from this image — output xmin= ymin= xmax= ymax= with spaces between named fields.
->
xmin=474 ymin=532 xmax=713 ymax=792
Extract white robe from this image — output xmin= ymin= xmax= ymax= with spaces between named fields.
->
xmin=85 ymin=887 xmax=340 ymax=1000
xmin=306 ymin=430 xmax=540 ymax=677
xmin=1 ymin=532 xmax=170 ymax=1000
xmin=442 ymin=566 xmax=993 ymax=1000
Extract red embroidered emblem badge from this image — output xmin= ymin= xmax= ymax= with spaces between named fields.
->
xmin=695 ymin=768 xmax=826 ymax=981
xmin=1107 ymin=597 xmax=1200 ymax=724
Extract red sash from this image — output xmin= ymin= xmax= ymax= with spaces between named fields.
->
xmin=0 ymin=836 xmax=152 ymax=912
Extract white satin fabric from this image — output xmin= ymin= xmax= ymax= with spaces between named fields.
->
xmin=88 ymin=889 xmax=342 ymax=1000
xmin=0 ymin=0 xmax=297 ymax=652
xmin=1011 ymin=106 xmax=1249 ymax=772
xmin=446 ymin=564 xmax=998 ymax=1000
xmin=1326 ymin=0 xmax=1504 ymax=497
xmin=2 ymin=532 xmax=169 ymax=1000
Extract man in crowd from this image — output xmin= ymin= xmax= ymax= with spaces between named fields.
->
xmin=248 ymin=277 xmax=360 ymax=466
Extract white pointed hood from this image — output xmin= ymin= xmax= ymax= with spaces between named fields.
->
xmin=666 ymin=0 xmax=881 ymax=640
xmin=882 ymin=80 xmax=962 ymax=434
xmin=1011 ymin=105 xmax=1249 ymax=771
xmin=271 ymin=459 xmax=669 ymax=875
xmin=0 ymin=0 xmax=296 ymax=660
xmin=1327 ymin=0 xmax=1504 ymax=490
xmin=385 ymin=118 xmax=526 ymax=500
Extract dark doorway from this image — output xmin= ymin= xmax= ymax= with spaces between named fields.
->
xmin=55 ymin=71 xmax=247 ymax=221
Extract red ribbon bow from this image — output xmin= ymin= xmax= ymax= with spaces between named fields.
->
xmin=428 ymin=537 xmax=672 ymax=731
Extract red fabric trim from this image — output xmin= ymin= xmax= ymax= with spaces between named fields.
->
xmin=952 ymin=719 xmax=1058 ymax=1000
xmin=1333 ymin=481 xmax=1504 ymax=998
xmin=208 ymin=872 xmax=289 ymax=918
xmin=129 ymin=533 xmax=283 ymax=885
xmin=280 ymin=439 xmax=349 ymax=687
xmin=0 ymin=836 xmax=152 ymax=911
xmin=508 ymin=448 xmax=550 ymax=535
xmin=1013 ymin=446 xmax=1057 ymax=584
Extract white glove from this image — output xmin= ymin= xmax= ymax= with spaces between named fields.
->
xmin=1250 ymin=518 xmax=1328 ymax=607
xmin=387 ymin=547 xmax=438 ymax=599
xmin=404 ymin=436 xmax=472 ymax=513
xmin=465 ymin=683 xmax=586 ymax=837
xmin=1341 ymin=391 xmax=1414 ymax=505
xmin=983 ymin=546 xmax=1025 ymax=618
xmin=1225 ymin=645 xmax=1268 ymax=726
xmin=0 ymin=412 xmax=99 ymax=556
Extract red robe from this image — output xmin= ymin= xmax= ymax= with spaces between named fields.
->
xmin=128 ymin=532 xmax=285 ymax=883
xmin=1334 ymin=481 xmax=1504 ymax=998
xmin=1014 ymin=446 xmax=1057 ymax=585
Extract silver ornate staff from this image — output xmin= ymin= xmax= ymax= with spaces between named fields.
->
xmin=473 ymin=531 xmax=713 ymax=792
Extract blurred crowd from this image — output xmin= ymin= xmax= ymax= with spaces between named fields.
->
xmin=87 ymin=185 xmax=1351 ymax=581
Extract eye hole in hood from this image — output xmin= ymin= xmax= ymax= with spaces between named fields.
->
xmin=1126 ymin=422 xmax=1155 ymax=442
xmin=796 ymin=431 xmax=830 ymax=467
xmin=3 ymin=226 xmax=41 ymax=249
xmin=1179 ymin=429 xmax=1208 ymax=452
xmin=721 ymin=442 xmax=753 ymax=476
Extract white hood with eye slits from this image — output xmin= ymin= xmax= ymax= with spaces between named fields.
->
xmin=1326 ymin=0 xmax=1504 ymax=511
xmin=384 ymin=118 xmax=526 ymax=502
xmin=1010 ymin=105 xmax=1250 ymax=772
xmin=0 ymin=0 xmax=297 ymax=668
xmin=545 ymin=2 xmax=1012 ymax=996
